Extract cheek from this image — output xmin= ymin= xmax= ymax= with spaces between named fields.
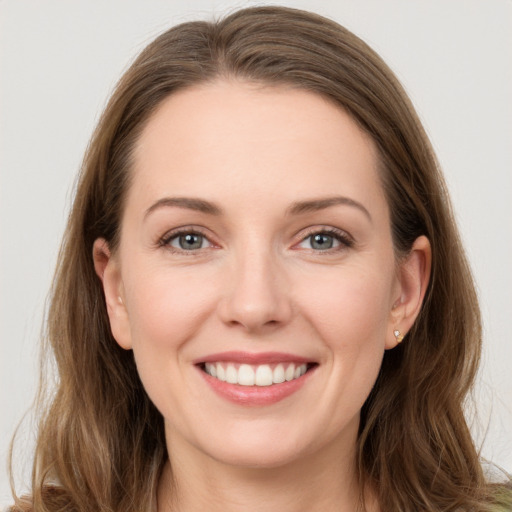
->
xmin=295 ymin=261 xmax=393 ymax=403
xmin=124 ymin=263 xmax=216 ymax=346
xmin=296 ymin=260 xmax=394 ymax=347
xmin=121 ymin=264 xmax=218 ymax=399
xmin=121 ymin=264 xmax=221 ymax=417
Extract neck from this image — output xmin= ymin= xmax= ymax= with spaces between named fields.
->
xmin=157 ymin=431 xmax=374 ymax=512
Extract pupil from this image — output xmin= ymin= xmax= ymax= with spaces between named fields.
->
xmin=312 ymin=233 xmax=333 ymax=250
xmin=180 ymin=233 xmax=202 ymax=249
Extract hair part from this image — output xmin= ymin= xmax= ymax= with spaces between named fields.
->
xmin=10 ymin=6 xmax=511 ymax=512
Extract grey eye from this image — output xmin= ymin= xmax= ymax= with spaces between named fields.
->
xmin=308 ymin=233 xmax=337 ymax=250
xmin=171 ymin=233 xmax=206 ymax=250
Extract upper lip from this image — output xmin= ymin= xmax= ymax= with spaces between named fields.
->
xmin=194 ymin=351 xmax=314 ymax=365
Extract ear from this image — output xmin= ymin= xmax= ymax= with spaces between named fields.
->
xmin=386 ymin=235 xmax=431 ymax=349
xmin=92 ymin=238 xmax=132 ymax=350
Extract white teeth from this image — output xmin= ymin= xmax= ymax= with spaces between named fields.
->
xmin=238 ymin=364 xmax=255 ymax=386
xmin=226 ymin=364 xmax=237 ymax=384
xmin=216 ymin=364 xmax=226 ymax=381
xmin=273 ymin=364 xmax=285 ymax=384
xmin=294 ymin=364 xmax=306 ymax=379
xmin=255 ymin=365 xmax=273 ymax=386
xmin=205 ymin=362 xmax=217 ymax=378
xmin=204 ymin=362 xmax=310 ymax=386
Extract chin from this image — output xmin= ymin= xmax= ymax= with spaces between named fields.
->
xmin=208 ymin=441 xmax=307 ymax=470
xmin=190 ymin=418 xmax=345 ymax=470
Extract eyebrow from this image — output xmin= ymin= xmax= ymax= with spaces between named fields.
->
xmin=286 ymin=196 xmax=372 ymax=221
xmin=144 ymin=195 xmax=371 ymax=221
xmin=144 ymin=197 xmax=222 ymax=219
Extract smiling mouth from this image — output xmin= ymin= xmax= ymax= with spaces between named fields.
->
xmin=200 ymin=362 xmax=317 ymax=387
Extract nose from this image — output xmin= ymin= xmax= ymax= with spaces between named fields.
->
xmin=217 ymin=246 xmax=293 ymax=334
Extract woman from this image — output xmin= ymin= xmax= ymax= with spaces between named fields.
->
xmin=9 ymin=6 xmax=511 ymax=512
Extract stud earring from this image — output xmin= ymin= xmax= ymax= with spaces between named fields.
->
xmin=393 ymin=329 xmax=404 ymax=343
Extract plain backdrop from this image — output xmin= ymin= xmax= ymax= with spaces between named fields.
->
xmin=1 ymin=0 xmax=511 ymax=505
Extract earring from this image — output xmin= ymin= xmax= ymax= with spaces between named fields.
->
xmin=393 ymin=329 xmax=404 ymax=343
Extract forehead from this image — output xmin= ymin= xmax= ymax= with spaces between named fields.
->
xmin=129 ymin=80 xmax=386 ymax=218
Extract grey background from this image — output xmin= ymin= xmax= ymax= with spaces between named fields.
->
xmin=1 ymin=0 xmax=511 ymax=505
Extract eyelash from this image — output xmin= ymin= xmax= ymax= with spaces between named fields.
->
xmin=298 ymin=227 xmax=354 ymax=253
xmin=158 ymin=226 xmax=354 ymax=255
xmin=158 ymin=228 xmax=213 ymax=255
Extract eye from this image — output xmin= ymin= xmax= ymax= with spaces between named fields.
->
xmin=160 ymin=230 xmax=212 ymax=252
xmin=297 ymin=229 xmax=353 ymax=252
xmin=172 ymin=233 xmax=206 ymax=250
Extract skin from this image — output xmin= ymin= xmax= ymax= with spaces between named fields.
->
xmin=94 ymin=80 xmax=431 ymax=512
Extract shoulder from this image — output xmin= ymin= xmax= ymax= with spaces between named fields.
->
xmin=484 ymin=462 xmax=512 ymax=511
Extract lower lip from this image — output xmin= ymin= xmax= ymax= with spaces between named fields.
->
xmin=197 ymin=366 xmax=316 ymax=406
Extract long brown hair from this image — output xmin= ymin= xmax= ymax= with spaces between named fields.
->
xmin=10 ymin=6 xmax=511 ymax=512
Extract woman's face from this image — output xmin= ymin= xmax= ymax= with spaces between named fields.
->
xmin=97 ymin=81 xmax=418 ymax=469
